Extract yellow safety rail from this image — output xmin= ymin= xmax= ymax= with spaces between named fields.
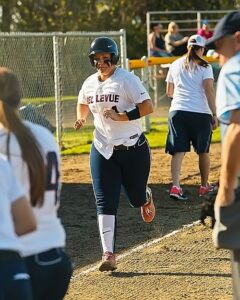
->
xmin=128 ymin=56 xmax=219 ymax=70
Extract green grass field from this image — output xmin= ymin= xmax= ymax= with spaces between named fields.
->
xmin=22 ymin=96 xmax=77 ymax=105
xmin=61 ymin=117 xmax=221 ymax=155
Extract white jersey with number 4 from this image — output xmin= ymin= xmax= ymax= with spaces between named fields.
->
xmin=78 ymin=67 xmax=150 ymax=159
xmin=0 ymin=121 xmax=65 ymax=257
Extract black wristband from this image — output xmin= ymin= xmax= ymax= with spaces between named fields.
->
xmin=126 ymin=106 xmax=141 ymax=121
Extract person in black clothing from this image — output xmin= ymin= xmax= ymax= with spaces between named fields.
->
xmin=148 ymin=23 xmax=172 ymax=57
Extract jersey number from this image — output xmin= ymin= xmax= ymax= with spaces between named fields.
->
xmin=46 ymin=152 xmax=60 ymax=205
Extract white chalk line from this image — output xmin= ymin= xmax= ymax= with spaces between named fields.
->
xmin=72 ymin=220 xmax=200 ymax=280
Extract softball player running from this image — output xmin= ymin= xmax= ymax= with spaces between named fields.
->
xmin=0 ymin=154 xmax=36 ymax=300
xmin=74 ymin=37 xmax=155 ymax=272
xmin=0 ymin=67 xmax=72 ymax=300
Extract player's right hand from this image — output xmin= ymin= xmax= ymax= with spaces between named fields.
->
xmin=74 ymin=119 xmax=86 ymax=130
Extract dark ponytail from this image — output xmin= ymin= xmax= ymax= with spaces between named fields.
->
xmin=0 ymin=68 xmax=45 ymax=207
xmin=184 ymin=45 xmax=209 ymax=71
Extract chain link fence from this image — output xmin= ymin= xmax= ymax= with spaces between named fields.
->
xmin=0 ymin=30 xmax=220 ymax=154
xmin=0 ymin=30 xmax=127 ymax=151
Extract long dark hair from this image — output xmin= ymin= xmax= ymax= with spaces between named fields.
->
xmin=184 ymin=45 xmax=209 ymax=71
xmin=0 ymin=67 xmax=45 ymax=206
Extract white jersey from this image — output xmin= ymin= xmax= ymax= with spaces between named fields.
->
xmin=0 ymin=121 xmax=66 ymax=257
xmin=78 ymin=67 xmax=150 ymax=159
xmin=166 ymin=56 xmax=213 ymax=114
xmin=0 ymin=154 xmax=25 ymax=252
xmin=216 ymin=52 xmax=240 ymax=124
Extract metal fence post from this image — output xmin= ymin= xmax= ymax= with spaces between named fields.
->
xmin=53 ymin=34 xmax=63 ymax=149
xmin=153 ymin=64 xmax=158 ymax=107
xmin=141 ymin=56 xmax=150 ymax=133
xmin=146 ymin=12 xmax=150 ymax=57
xmin=197 ymin=12 xmax=201 ymax=30
xmin=120 ymin=29 xmax=127 ymax=69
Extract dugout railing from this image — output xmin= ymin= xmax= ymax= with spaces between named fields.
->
xmin=128 ymin=56 xmax=219 ymax=122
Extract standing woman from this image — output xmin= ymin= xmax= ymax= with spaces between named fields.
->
xmin=0 ymin=67 xmax=72 ymax=300
xmin=74 ymin=37 xmax=155 ymax=272
xmin=165 ymin=35 xmax=218 ymax=200
xmin=0 ymin=155 xmax=36 ymax=300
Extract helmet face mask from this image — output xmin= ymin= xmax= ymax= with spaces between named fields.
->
xmin=89 ymin=37 xmax=119 ymax=67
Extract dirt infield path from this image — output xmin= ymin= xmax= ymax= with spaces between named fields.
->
xmin=60 ymin=143 xmax=233 ymax=299
xmin=66 ymin=224 xmax=231 ymax=300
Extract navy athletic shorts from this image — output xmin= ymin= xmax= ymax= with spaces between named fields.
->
xmin=165 ymin=110 xmax=213 ymax=155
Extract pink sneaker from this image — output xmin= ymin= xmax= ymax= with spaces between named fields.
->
xmin=99 ymin=252 xmax=117 ymax=272
xmin=170 ymin=186 xmax=188 ymax=201
xmin=199 ymin=184 xmax=217 ymax=197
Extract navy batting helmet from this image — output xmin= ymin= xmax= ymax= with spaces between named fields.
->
xmin=89 ymin=37 xmax=119 ymax=66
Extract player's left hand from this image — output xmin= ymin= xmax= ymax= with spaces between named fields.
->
xmin=103 ymin=108 xmax=121 ymax=121
xmin=211 ymin=116 xmax=218 ymax=130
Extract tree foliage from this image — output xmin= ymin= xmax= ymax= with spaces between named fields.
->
xmin=0 ymin=0 xmax=236 ymax=58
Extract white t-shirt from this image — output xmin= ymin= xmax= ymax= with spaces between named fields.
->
xmin=0 ymin=154 xmax=25 ymax=252
xmin=216 ymin=52 xmax=240 ymax=126
xmin=78 ymin=67 xmax=150 ymax=159
xmin=0 ymin=121 xmax=66 ymax=257
xmin=166 ymin=56 xmax=214 ymax=114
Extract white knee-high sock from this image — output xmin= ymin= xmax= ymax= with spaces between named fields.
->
xmin=98 ymin=214 xmax=116 ymax=254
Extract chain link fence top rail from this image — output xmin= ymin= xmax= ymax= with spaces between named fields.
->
xmin=0 ymin=31 xmax=127 ymax=152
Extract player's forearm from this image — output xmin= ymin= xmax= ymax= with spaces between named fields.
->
xmin=207 ymin=98 xmax=216 ymax=115
xmin=137 ymin=99 xmax=153 ymax=117
xmin=220 ymin=123 xmax=240 ymax=192
xmin=77 ymin=104 xmax=89 ymax=120
xmin=107 ymin=100 xmax=153 ymax=122
xmin=205 ymin=88 xmax=216 ymax=115
xmin=166 ymin=82 xmax=174 ymax=98
xmin=173 ymin=39 xmax=185 ymax=47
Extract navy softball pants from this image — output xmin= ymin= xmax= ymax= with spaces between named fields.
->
xmin=90 ymin=135 xmax=151 ymax=215
xmin=0 ymin=251 xmax=33 ymax=300
xmin=24 ymin=248 xmax=72 ymax=300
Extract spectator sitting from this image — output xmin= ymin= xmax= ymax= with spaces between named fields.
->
xmin=165 ymin=22 xmax=189 ymax=56
xmin=148 ymin=23 xmax=172 ymax=57
xmin=197 ymin=20 xmax=213 ymax=40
